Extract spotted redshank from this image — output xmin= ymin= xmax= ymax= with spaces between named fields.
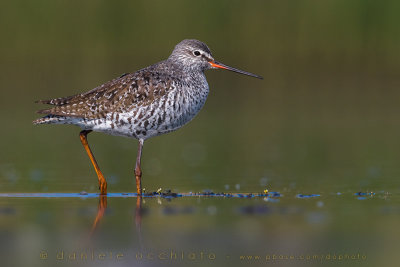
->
xmin=33 ymin=39 xmax=262 ymax=195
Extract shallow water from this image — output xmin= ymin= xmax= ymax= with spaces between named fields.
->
xmin=1 ymin=190 xmax=398 ymax=267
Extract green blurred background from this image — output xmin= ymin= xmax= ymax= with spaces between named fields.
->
xmin=0 ymin=0 xmax=400 ymax=193
xmin=0 ymin=1 xmax=399 ymax=266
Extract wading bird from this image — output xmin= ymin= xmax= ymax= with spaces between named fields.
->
xmin=33 ymin=39 xmax=262 ymax=195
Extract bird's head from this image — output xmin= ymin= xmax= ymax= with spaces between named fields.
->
xmin=169 ymin=39 xmax=263 ymax=79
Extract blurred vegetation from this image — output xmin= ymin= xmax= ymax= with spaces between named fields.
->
xmin=1 ymin=2 xmax=400 ymax=267
xmin=0 ymin=0 xmax=399 ymax=193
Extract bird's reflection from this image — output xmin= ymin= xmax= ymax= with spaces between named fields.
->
xmin=89 ymin=194 xmax=143 ymax=246
xmin=90 ymin=195 xmax=107 ymax=236
xmin=135 ymin=196 xmax=143 ymax=247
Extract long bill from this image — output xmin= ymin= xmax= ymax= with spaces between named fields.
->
xmin=209 ymin=60 xmax=263 ymax=79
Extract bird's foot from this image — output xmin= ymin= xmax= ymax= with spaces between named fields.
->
xmin=98 ymin=180 xmax=107 ymax=195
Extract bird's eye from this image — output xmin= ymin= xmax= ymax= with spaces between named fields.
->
xmin=193 ymin=50 xmax=201 ymax=56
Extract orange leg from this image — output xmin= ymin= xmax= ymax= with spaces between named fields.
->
xmin=135 ymin=139 xmax=144 ymax=195
xmin=79 ymin=130 xmax=107 ymax=195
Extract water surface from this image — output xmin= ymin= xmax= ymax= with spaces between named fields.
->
xmin=1 ymin=190 xmax=398 ymax=266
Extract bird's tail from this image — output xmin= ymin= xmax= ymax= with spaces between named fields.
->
xmin=32 ymin=115 xmax=66 ymax=125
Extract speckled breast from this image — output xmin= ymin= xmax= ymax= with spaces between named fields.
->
xmin=89 ymin=76 xmax=209 ymax=140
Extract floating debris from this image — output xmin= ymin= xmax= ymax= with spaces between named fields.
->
xmin=161 ymin=190 xmax=180 ymax=198
xmin=201 ymin=189 xmax=215 ymax=196
xmin=354 ymin=192 xmax=375 ymax=196
xmin=186 ymin=191 xmax=281 ymax=198
xmin=0 ymin=191 xmax=281 ymax=199
xmin=296 ymin=194 xmax=321 ymax=198
xmin=144 ymin=189 xmax=182 ymax=198
xmin=268 ymin=192 xmax=281 ymax=197
xmin=0 ymin=191 xmax=386 ymax=201
xmin=354 ymin=192 xmax=375 ymax=200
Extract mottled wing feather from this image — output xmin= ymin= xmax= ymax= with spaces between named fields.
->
xmin=37 ymin=67 xmax=175 ymax=119
xmin=35 ymin=94 xmax=78 ymax=105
